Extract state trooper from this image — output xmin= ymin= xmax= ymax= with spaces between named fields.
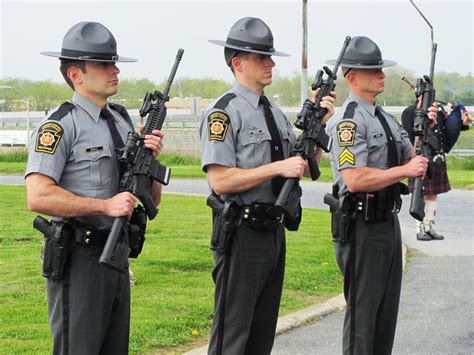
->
xmin=199 ymin=17 xmax=335 ymax=355
xmin=25 ymin=22 xmax=163 ymax=354
xmin=325 ymin=36 xmax=437 ymax=354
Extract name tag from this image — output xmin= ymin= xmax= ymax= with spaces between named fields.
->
xmin=249 ymin=128 xmax=264 ymax=136
xmin=86 ymin=146 xmax=104 ymax=152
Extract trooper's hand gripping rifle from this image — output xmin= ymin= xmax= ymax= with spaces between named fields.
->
xmin=275 ymin=36 xmax=351 ymax=221
xmin=409 ymin=43 xmax=438 ymax=221
xmin=100 ymin=49 xmax=184 ymax=269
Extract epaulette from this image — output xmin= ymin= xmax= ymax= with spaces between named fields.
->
xmin=213 ymin=93 xmax=236 ymax=110
xmin=343 ymin=101 xmax=358 ymax=120
xmin=109 ymin=103 xmax=134 ymax=130
xmin=48 ymin=102 xmax=75 ymax=121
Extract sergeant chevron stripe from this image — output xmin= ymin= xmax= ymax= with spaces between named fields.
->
xmin=339 ymin=148 xmax=355 ymax=166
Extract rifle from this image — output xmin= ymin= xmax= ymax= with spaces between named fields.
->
xmin=275 ymin=36 xmax=351 ymax=221
xmin=100 ymin=49 xmax=184 ymax=270
xmin=409 ymin=43 xmax=438 ymax=221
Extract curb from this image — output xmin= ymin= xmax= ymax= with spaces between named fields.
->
xmin=184 ymin=244 xmax=408 ymax=355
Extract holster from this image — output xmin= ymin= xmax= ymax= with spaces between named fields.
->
xmin=324 ymin=185 xmax=353 ymax=244
xmin=207 ymin=194 xmax=239 ymax=253
xmin=128 ymin=205 xmax=147 ymax=258
xmin=331 ymin=196 xmax=354 ymax=244
xmin=34 ymin=216 xmax=72 ymax=280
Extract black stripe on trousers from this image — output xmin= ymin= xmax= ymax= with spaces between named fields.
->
xmin=216 ymin=239 xmax=234 ymax=355
xmin=62 ymin=263 xmax=72 ymax=355
xmin=349 ymin=226 xmax=356 ymax=355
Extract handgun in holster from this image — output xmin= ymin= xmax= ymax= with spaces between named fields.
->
xmin=34 ymin=215 xmax=72 ymax=280
xmin=207 ymin=194 xmax=238 ymax=253
xmin=324 ymin=185 xmax=353 ymax=243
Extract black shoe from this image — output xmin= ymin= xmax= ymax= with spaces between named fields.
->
xmin=417 ymin=231 xmax=431 ymax=241
xmin=427 ymin=229 xmax=444 ymax=240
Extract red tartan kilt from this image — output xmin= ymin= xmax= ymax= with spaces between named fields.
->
xmin=408 ymin=158 xmax=451 ymax=195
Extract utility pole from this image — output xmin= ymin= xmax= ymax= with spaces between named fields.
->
xmin=301 ymin=0 xmax=308 ymax=105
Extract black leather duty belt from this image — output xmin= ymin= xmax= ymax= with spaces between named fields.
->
xmin=73 ymin=226 xmax=110 ymax=247
xmin=239 ymin=202 xmax=284 ymax=231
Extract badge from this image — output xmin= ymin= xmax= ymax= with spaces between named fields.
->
xmin=339 ymin=148 xmax=355 ymax=166
xmin=35 ymin=122 xmax=64 ymax=154
xmin=208 ymin=111 xmax=230 ymax=141
xmin=336 ymin=121 xmax=357 ymax=147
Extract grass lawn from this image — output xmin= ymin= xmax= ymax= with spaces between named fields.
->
xmin=0 ymin=185 xmax=341 ymax=354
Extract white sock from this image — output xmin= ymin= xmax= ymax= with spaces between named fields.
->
xmin=423 ymin=200 xmax=437 ymax=232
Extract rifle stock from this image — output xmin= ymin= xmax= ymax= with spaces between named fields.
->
xmin=100 ymin=49 xmax=184 ymax=269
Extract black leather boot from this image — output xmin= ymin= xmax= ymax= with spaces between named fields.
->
xmin=427 ymin=228 xmax=444 ymax=240
xmin=416 ymin=231 xmax=431 ymax=241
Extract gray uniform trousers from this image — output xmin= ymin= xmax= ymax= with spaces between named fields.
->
xmin=335 ymin=213 xmax=402 ymax=355
xmin=208 ymin=223 xmax=286 ymax=355
xmin=47 ymin=243 xmax=130 ymax=355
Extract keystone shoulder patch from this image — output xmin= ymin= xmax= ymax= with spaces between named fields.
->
xmin=35 ymin=122 xmax=64 ymax=154
xmin=336 ymin=121 xmax=357 ymax=147
xmin=338 ymin=147 xmax=355 ymax=166
xmin=208 ymin=111 xmax=230 ymax=141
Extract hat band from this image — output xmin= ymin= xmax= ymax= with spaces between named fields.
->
xmin=226 ymin=38 xmax=275 ymax=53
xmin=343 ymin=58 xmax=384 ymax=66
xmin=61 ymin=49 xmax=119 ymax=61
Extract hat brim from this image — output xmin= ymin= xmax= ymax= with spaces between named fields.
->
xmin=40 ymin=51 xmax=137 ymax=62
xmin=325 ymin=59 xmax=397 ymax=68
xmin=208 ymin=39 xmax=290 ymax=57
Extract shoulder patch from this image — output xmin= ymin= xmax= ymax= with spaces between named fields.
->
xmin=336 ymin=121 xmax=357 ymax=147
xmin=35 ymin=122 xmax=64 ymax=154
xmin=343 ymin=101 xmax=358 ymax=120
xmin=208 ymin=111 xmax=230 ymax=141
xmin=338 ymin=147 xmax=355 ymax=166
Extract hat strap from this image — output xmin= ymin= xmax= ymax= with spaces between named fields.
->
xmin=61 ymin=49 xmax=118 ymax=61
xmin=226 ymin=38 xmax=275 ymax=53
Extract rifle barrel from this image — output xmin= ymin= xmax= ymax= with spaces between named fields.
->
xmin=163 ymin=49 xmax=184 ymax=98
xmin=429 ymin=43 xmax=437 ymax=82
xmin=332 ymin=36 xmax=351 ymax=76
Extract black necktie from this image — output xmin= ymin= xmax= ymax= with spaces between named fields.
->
xmin=375 ymin=107 xmax=399 ymax=168
xmin=100 ymin=108 xmax=124 ymax=149
xmin=259 ymin=95 xmax=285 ymax=196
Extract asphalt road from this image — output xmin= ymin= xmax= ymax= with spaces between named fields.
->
xmin=4 ymin=177 xmax=473 ymax=354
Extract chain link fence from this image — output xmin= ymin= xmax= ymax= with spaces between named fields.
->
xmin=0 ymin=101 xmax=473 ymax=158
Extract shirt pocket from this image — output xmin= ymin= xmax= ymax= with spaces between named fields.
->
xmin=367 ymin=131 xmax=385 ymax=152
xmin=366 ymin=131 xmax=386 ymax=165
xmin=239 ymin=128 xmax=272 ymax=167
xmin=73 ymin=145 xmax=114 ymax=190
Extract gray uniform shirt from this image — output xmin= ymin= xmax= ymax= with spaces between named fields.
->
xmin=199 ymin=82 xmax=296 ymax=205
xmin=25 ymin=92 xmax=133 ymax=229
xmin=326 ymin=92 xmax=412 ymax=196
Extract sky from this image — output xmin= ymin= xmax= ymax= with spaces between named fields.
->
xmin=0 ymin=0 xmax=473 ymax=84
